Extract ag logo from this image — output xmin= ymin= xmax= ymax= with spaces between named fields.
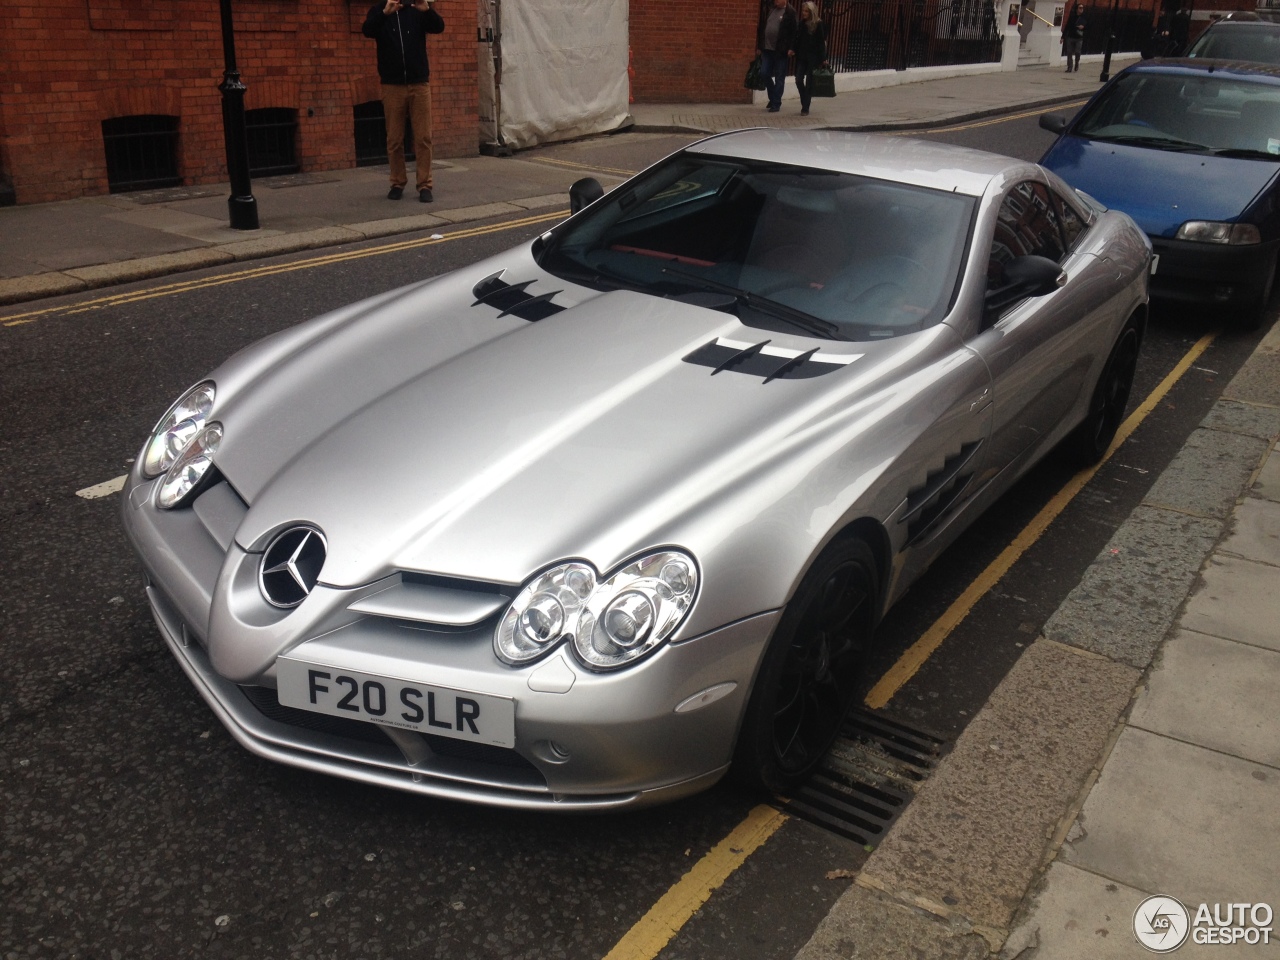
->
xmin=1134 ymin=895 xmax=1190 ymax=953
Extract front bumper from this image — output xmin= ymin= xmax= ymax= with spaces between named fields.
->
xmin=124 ymin=474 xmax=778 ymax=811
xmin=1148 ymin=235 xmax=1280 ymax=306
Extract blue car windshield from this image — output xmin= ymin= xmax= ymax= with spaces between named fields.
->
xmin=1075 ymin=71 xmax=1280 ymax=157
xmin=537 ymin=155 xmax=975 ymax=341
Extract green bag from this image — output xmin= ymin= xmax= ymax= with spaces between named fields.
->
xmin=811 ymin=66 xmax=836 ymax=98
xmin=745 ymin=56 xmax=767 ymax=91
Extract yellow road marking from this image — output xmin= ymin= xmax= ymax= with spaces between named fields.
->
xmin=2 ymin=209 xmax=568 ymax=329
xmin=528 ymin=155 xmax=638 ymax=178
xmin=601 ymin=804 xmax=787 ymax=960
xmin=890 ymin=99 xmax=1090 ymax=136
xmin=864 ymin=328 xmax=1219 ymax=709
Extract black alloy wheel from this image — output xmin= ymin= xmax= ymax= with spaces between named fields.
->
xmin=734 ymin=538 xmax=879 ymax=793
xmin=1070 ymin=318 xmax=1142 ymax=465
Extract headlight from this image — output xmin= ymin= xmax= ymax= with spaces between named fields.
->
xmin=1175 ymin=221 xmax=1261 ymax=245
xmin=157 ymin=422 xmax=222 ymax=509
xmin=142 ymin=381 xmax=216 ymax=478
xmin=495 ymin=551 xmax=698 ymax=671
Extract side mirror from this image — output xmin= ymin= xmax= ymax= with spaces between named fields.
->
xmin=1039 ymin=112 xmax=1069 ymax=134
xmin=984 ymin=255 xmax=1066 ymax=318
xmin=569 ymin=177 xmax=604 ymax=214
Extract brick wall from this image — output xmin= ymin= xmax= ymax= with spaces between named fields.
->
xmin=629 ymin=0 xmax=758 ymax=103
xmin=0 ymin=0 xmax=476 ymax=204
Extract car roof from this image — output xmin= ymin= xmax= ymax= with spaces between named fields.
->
xmin=682 ymin=129 xmax=1018 ymax=197
xmin=1128 ymin=56 xmax=1280 ymax=84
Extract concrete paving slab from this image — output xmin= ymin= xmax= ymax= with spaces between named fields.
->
xmin=1042 ymin=506 xmax=1222 ymax=668
xmin=63 ymin=249 xmax=235 ymax=287
xmin=509 ymin=193 xmax=570 ymax=210
xmin=1141 ymin=428 xmax=1269 ymax=520
xmin=794 ymin=883 xmax=990 ymax=960
xmin=102 ymin=205 xmax=228 ymax=236
xmin=1254 ymin=449 xmax=1280 ymax=502
xmin=1218 ymin=496 xmax=1280 ymax=567
xmin=1129 ymin=629 xmax=1280 ymax=769
xmin=1062 ymin=727 xmax=1280 ymax=912
xmin=858 ymin=640 xmax=1139 ymax=933
xmin=1199 ymin=399 xmax=1280 ymax=442
xmin=1179 ymin=554 xmax=1280 ymax=652
xmin=1000 ymin=861 xmax=1150 ymax=960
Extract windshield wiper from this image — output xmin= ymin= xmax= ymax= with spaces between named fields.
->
xmin=660 ymin=267 xmax=844 ymax=340
xmin=1091 ymin=133 xmax=1209 ymax=152
xmin=1211 ymin=147 xmax=1280 ymax=160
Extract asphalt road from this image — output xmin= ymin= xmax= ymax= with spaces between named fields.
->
xmin=1 ymin=111 xmax=1272 ymax=960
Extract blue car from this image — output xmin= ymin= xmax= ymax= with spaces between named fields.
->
xmin=1039 ymin=58 xmax=1280 ymax=323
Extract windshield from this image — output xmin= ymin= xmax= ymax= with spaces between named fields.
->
xmin=1074 ymin=71 xmax=1280 ymax=157
xmin=536 ymin=154 xmax=976 ymax=341
xmin=1186 ymin=26 xmax=1280 ymax=62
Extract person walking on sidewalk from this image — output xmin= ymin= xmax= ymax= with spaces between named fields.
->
xmin=758 ymin=0 xmax=798 ymax=113
xmin=1061 ymin=2 xmax=1086 ymax=72
xmin=362 ymin=0 xmax=445 ymax=203
xmin=793 ymin=1 xmax=827 ymax=116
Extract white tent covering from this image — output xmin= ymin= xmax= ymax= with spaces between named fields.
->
xmin=478 ymin=0 xmax=630 ymax=150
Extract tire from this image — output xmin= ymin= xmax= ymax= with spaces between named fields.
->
xmin=1242 ymin=251 xmax=1278 ymax=331
xmin=1068 ymin=317 xmax=1142 ymax=466
xmin=733 ymin=537 xmax=879 ymax=794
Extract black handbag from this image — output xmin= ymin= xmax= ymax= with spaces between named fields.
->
xmin=745 ymin=56 xmax=768 ymax=91
xmin=811 ymin=66 xmax=836 ymax=98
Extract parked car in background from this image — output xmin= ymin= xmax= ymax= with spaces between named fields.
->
xmin=1185 ymin=13 xmax=1280 ymax=63
xmin=122 ymin=132 xmax=1151 ymax=812
xmin=1040 ymin=58 xmax=1280 ymax=324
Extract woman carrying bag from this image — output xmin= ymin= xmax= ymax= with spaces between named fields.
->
xmin=794 ymin=2 xmax=828 ymax=116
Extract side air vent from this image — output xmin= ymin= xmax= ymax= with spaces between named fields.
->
xmin=472 ymin=272 xmax=565 ymax=322
xmin=683 ymin=338 xmax=860 ymax=382
xmin=900 ymin=441 xmax=983 ymax=546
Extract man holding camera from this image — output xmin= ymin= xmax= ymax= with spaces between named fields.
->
xmin=363 ymin=0 xmax=445 ymax=203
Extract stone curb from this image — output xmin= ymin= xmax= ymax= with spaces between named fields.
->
xmin=794 ymin=323 xmax=1280 ymax=959
xmin=0 ymin=198 xmax=563 ymax=308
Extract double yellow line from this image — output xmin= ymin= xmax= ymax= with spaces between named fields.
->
xmin=2 ymin=209 xmax=568 ymax=328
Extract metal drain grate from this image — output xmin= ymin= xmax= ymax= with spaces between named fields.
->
xmin=777 ymin=709 xmax=949 ymax=845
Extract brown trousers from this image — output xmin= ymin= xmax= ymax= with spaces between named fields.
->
xmin=381 ymin=82 xmax=433 ymax=190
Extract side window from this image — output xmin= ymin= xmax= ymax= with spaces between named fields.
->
xmin=988 ymin=181 xmax=1068 ymax=288
xmin=1052 ymin=188 xmax=1086 ymax=250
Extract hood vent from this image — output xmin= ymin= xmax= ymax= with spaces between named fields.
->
xmin=683 ymin=338 xmax=860 ymax=382
xmin=472 ymin=272 xmax=565 ymax=322
xmin=900 ymin=440 xmax=983 ymax=546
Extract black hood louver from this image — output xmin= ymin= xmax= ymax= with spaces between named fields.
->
xmin=472 ymin=272 xmax=565 ymax=322
xmin=683 ymin=338 xmax=851 ymax=382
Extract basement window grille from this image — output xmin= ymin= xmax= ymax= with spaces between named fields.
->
xmin=101 ymin=115 xmax=180 ymax=193
xmin=353 ymin=100 xmax=415 ymax=166
xmin=245 ymin=108 xmax=300 ymax=178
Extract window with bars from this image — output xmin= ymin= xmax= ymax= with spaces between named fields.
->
xmin=353 ymin=101 xmax=415 ymax=166
xmin=101 ymin=115 xmax=181 ymax=193
xmin=245 ymin=108 xmax=300 ymax=177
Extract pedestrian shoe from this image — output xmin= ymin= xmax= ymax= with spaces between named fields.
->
xmin=801 ymin=108 xmax=810 ymax=116
xmin=766 ymin=105 xmax=780 ymax=113
xmin=387 ymin=186 xmax=404 ymax=200
xmin=419 ymin=188 xmax=434 ymax=203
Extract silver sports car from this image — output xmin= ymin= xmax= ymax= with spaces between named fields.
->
xmin=122 ymin=131 xmax=1150 ymax=811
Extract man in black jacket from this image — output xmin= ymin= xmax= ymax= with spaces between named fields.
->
xmin=363 ymin=0 xmax=445 ymax=202
xmin=758 ymin=0 xmax=799 ymax=113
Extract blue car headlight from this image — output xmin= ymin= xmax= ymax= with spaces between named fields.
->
xmin=1175 ymin=221 xmax=1261 ymax=245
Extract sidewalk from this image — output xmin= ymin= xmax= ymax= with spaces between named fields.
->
xmin=796 ymin=324 xmax=1280 ymax=958
xmin=0 ymin=59 xmax=1136 ymax=310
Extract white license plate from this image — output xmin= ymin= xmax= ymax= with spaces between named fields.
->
xmin=276 ymin=658 xmax=515 ymax=748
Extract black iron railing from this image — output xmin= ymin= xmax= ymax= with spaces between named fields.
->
xmin=817 ymin=0 xmax=1002 ymax=73
xmin=101 ymin=115 xmax=181 ymax=193
xmin=245 ymin=107 xmax=300 ymax=178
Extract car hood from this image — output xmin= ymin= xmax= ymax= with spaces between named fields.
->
xmin=214 ymin=263 xmax=906 ymax=589
xmin=1041 ymin=135 xmax=1278 ymax=236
